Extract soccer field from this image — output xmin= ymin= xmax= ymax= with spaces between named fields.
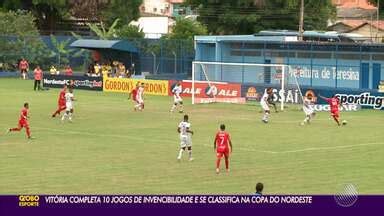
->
xmin=0 ymin=78 xmax=383 ymax=195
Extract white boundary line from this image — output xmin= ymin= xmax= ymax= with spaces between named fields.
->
xmin=1 ymin=125 xmax=383 ymax=155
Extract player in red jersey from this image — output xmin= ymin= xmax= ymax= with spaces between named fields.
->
xmin=52 ymin=85 xmax=67 ymax=117
xmin=128 ymin=82 xmax=140 ymax=111
xmin=7 ymin=102 xmax=32 ymax=139
xmin=319 ymin=94 xmax=342 ymax=126
xmin=214 ymin=124 xmax=233 ymax=174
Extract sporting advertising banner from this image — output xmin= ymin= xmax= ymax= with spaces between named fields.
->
xmin=241 ymin=84 xmax=383 ymax=110
xmin=169 ymin=80 xmax=242 ymax=98
xmin=43 ymin=74 xmax=103 ymax=91
xmin=103 ymin=77 xmax=169 ymax=96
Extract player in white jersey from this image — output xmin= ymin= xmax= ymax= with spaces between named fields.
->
xmin=136 ymin=82 xmax=145 ymax=111
xmin=177 ymin=114 xmax=194 ymax=161
xmin=301 ymin=94 xmax=316 ymax=125
xmin=260 ymin=87 xmax=273 ymax=123
xmin=170 ymin=82 xmax=183 ymax=113
xmin=61 ymin=88 xmax=75 ymax=122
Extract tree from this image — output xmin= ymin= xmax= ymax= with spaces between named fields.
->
xmin=49 ymin=35 xmax=85 ymax=66
xmin=87 ymin=18 xmax=120 ymax=39
xmin=117 ymin=24 xmax=145 ymax=39
xmin=185 ymin=0 xmax=336 ymax=34
xmin=0 ymin=10 xmax=51 ymax=69
xmin=101 ymin=0 xmax=142 ymax=27
xmin=165 ymin=18 xmax=208 ymax=40
xmin=0 ymin=0 xmax=70 ymax=33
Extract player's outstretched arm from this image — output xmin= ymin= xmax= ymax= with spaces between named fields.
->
xmin=229 ymin=139 xmax=233 ymax=153
xmin=213 ymin=138 xmax=217 ymax=151
xmin=177 ymin=128 xmax=181 ymax=133
xmin=318 ymin=94 xmax=327 ymax=101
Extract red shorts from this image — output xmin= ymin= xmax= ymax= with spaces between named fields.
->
xmin=18 ymin=120 xmax=29 ymax=128
xmin=216 ymin=149 xmax=229 ymax=158
xmin=331 ymin=110 xmax=339 ymax=118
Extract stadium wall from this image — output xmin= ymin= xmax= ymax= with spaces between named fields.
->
xmin=195 ymin=35 xmax=384 ymax=91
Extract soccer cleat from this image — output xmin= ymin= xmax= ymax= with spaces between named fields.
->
xmin=177 ymin=157 xmax=181 ymax=162
xmin=226 ymin=169 xmax=230 ymax=173
xmin=262 ymin=119 xmax=268 ymax=124
xmin=179 ymin=110 xmax=184 ymax=113
xmin=28 ymin=136 xmax=35 ymax=140
xmin=216 ymin=168 xmax=220 ymax=174
xmin=5 ymin=128 xmax=10 ymax=134
xmin=189 ymin=157 xmax=194 ymax=162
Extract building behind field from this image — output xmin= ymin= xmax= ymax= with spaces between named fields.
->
xmin=194 ymin=33 xmax=384 ymax=91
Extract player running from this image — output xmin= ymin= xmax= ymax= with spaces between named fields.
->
xmin=319 ymin=94 xmax=342 ymax=126
xmin=170 ymin=82 xmax=183 ymax=113
xmin=214 ymin=124 xmax=232 ymax=174
xmin=301 ymin=94 xmax=316 ymax=125
xmin=260 ymin=87 xmax=273 ymax=123
xmin=129 ymin=82 xmax=140 ymax=111
xmin=61 ymin=88 xmax=75 ymax=122
xmin=177 ymin=114 xmax=194 ymax=161
xmin=7 ymin=102 xmax=32 ymax=139
xmin=267 ymin=93 xmax=278 ymax=113
xmin=136 ymin=82 xmax=145 ymax=111
xmin=52 ymin=85 xmax=67 ymax=117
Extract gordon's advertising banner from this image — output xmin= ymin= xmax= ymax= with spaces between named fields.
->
xmin=43 ymin=74 xmax=103 ymax=91
xmin=241 ymin=84 xmax=384 ymax=110
xmin=169 ymin=80 xmax=242 ymax=99
xmin=103 ymin=77 xmax=169 ymax=96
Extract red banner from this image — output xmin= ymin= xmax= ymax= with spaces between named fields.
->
xmin=169 ymin=80 xmax=242 ymax=98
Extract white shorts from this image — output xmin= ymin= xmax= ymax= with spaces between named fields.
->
xmin=136 ymin=97 xmax=144 ymax=104
xmin=66 ymin=102 xmax=73 ymax=111
xmin=180 ymin=135 xmax=192 ymax=148
xmin=303 ymin=106 xmax=314 ymax=116
xmin=260 ymin=101 xmax=270 ymax=111
xmin=174 ymin=96 xmax=183 ymax=104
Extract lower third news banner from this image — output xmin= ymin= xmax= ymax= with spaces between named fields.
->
xmin=0 ymin=195 xmax=383 ymax=215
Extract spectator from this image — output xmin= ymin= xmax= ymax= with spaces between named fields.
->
xmin=112 ymin=60 xmax=119 ymax=76
xmin=94 ymin=62 xmax=101 ymax=77
xmin=255 ymin=182 xmax=264 ymax=196
xmin=19 ymin=58 xmax=29 ymax=80
xmin=33 ymin=65 xmax=43 ymax=91
xmin=86 ymin=63 xmax=94 ymax=76
xmin=101 ymin=62 xmax=111 ymax=77
xmin=50 ymin=65 xmax=59 ymax=75
xmin=65 ymin=65 xmax=73 ymax=76
xmin=130 ymin=63 xmax=135 ymax=75
xmin=118 ymin=63 xmax=126 ymax=78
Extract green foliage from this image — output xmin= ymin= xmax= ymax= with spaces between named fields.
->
xmin=186 ymin=0 xmax=336 ymax=34
xmin=117 ymin=25 xmax=145 ymax=39
xmin=165 ymin=18 xmax=208 ymax=40
xmin=87 ymin=18 xmax=120 ymax=40
xmin=49 ymin=35 xmax=85 ymax=66
xmin=0 ymin=10 xmax=50 ymax=69
xmin=101 ymin=0 xmax=143 ymax=27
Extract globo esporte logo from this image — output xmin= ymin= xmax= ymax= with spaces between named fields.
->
xmin=19 ymin=195 xmax=40 ymax=207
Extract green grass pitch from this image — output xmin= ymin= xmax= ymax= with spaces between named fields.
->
xmin=0 ymin=78 xmax=383 ymax=194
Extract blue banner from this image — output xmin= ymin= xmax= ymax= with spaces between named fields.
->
xmin=43 ymin=74 xmax=103 ymax=91
xmin=241 ymin=84 xmax=384 ymax=110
